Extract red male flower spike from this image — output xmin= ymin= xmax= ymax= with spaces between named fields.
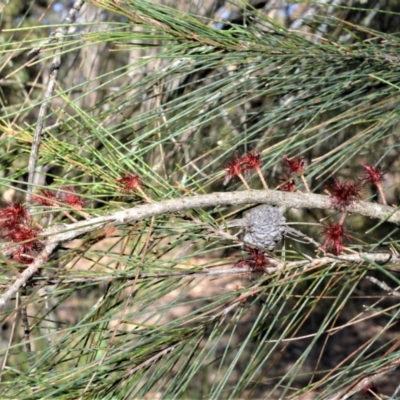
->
xmin=321 ymin=223 xmax=350 ymax=255
xmin=327 ymin=178 xmax=361 ymax=210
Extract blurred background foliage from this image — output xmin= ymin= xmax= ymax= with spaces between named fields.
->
xmin=1 ymin=0 xmax=400 ymax=398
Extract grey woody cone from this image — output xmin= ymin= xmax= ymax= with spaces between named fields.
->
xmin=242 ymin=205 xmax=287 ymax=250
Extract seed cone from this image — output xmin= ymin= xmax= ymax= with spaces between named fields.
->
xmin=242 ymin=205 xmax=286 ymax=250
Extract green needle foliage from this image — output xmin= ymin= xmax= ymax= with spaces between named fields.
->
xmin=1 ymin=0 xmax=400 ymax=398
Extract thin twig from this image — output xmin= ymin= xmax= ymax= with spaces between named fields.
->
xmin=3 ymin=266 xmax=255 ymax=288
xmin=27 ymin=0 xmax=84 ymax=195
xmin=19 ymin=287 xmax=33 ymax=366
xmin=324 ymin=355 xmax=400 ymax=400
xmin=0 ymin=292 xmax=19 ymax=382
xmin=1 ymin=251 xmax=396 ymax=291
xmin=366 ymin=276 xmax=400 ymax=297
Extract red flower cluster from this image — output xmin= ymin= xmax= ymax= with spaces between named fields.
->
xmin=240 ymin=151 xmax=262 ymax=172
xmin=31 ymin=189 xmax=57 ymax=206
xmin=223 ymin=151 xmax=262 ymax=178
xmin=360 ymin=163 xmax=385 ymax=184
xmin=117 ymin=174 xmax=142 ymax=193
xmin=0 ymin=202 xmax=28 ymax=229
xmin=223 ymin=151 xmax=268 ymax=190
xmin=321 ymin=223 xmax=350 ymax=255
xmin=327 ymin=178 xmax=361 ymax=210
xmin=283 ymin=155 xmax=305 ymax=175
xmin=224 ymin=156 xmax=244 ymax=178
xmin=0 ymin=203 xmax=42 ymax=264
xmin=276 ymin=155 xmax=306 ymax=192
xmin=32 ymin=186 xmax=84 ymax=209
xmin=58 ymin=187 xmax=84 ymax=209
xmin=359 ymin=162 xmax=387 ymax=204
xmin=235 ymin=247 xmax=271 ymax=273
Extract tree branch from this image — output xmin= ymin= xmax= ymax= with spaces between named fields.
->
xmin=44 ymin=190 xmax=400 ymax=245
xmin=0 ymin=189 xmax=399 ymax=309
